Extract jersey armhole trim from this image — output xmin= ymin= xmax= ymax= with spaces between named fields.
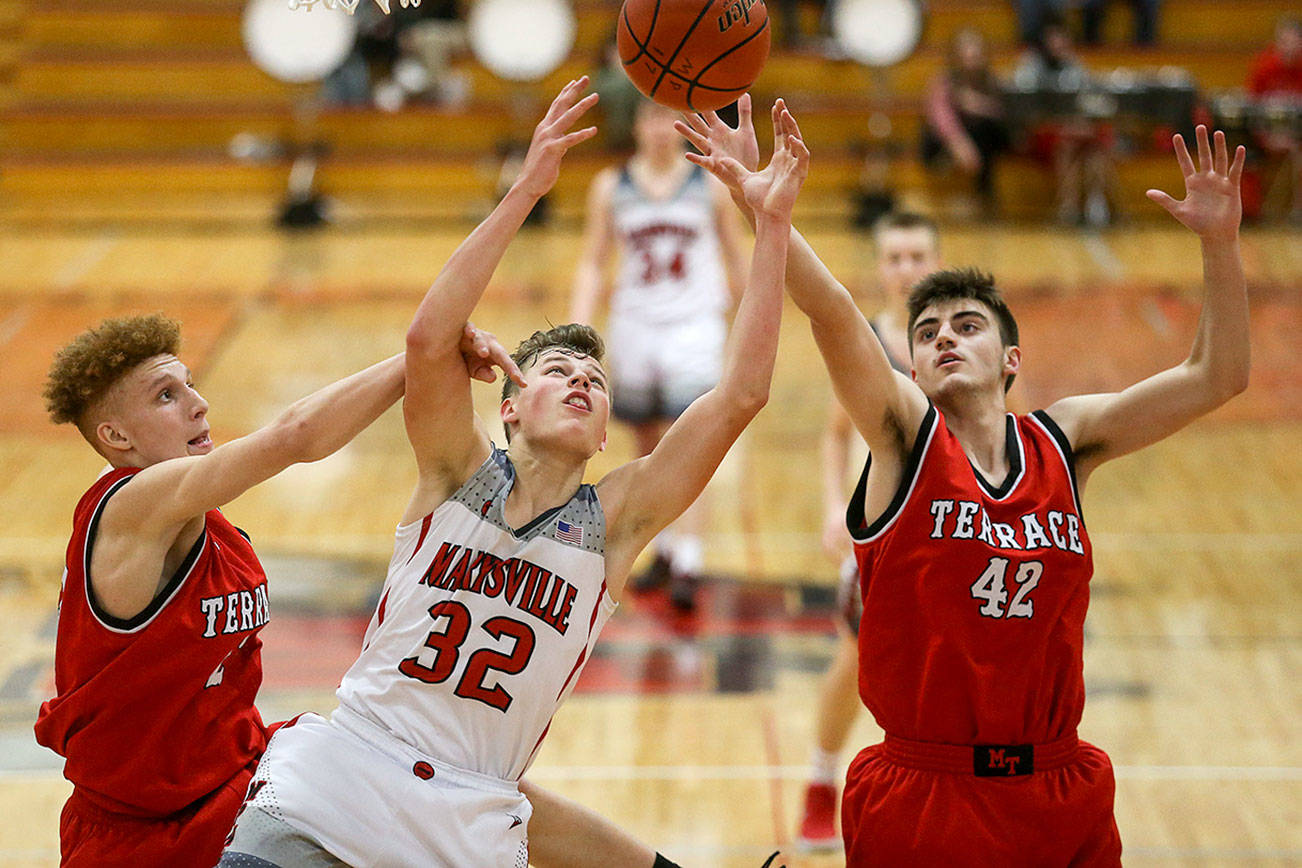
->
xmin=84 ymin=477 xmax=207 ymax=634
xmin=1029 ymin=410 xmax=1083 ymax=515
xmin=847 ymin=405 xmax=938 ymax=543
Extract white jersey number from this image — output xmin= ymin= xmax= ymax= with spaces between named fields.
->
xmin=398 ymin=600 xmax=537 ymax=712
xmin=970 ymin=558 xmax=1042 ymax=619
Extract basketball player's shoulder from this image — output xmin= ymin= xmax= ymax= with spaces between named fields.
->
xmin=591 ymin=165 xmax=622 ymax=195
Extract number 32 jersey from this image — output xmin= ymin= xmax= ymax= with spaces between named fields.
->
xmin=335 ymin=447 xmax=616 ymax=781
xmin=849 ymin=406 xmax=1092 ymax=747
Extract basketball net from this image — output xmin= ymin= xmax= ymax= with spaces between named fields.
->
xmin=288 ymin=0 xmax=420 ymax=13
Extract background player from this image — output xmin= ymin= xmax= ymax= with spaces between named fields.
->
xmin=34 ymin=312 xmax=523 ymax=866
xmin=221 ymin=78 xmax=808 ymax=866
xmin=796 ymin=211 xmax=941 ymax=850
xmin=570 ymin=98 xmax=748 ymax=610
xmin=682 ymin=102 xmax=1249 ymax=863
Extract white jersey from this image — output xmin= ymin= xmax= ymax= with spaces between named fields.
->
xmin=335 ymin=447 xmax=616 ymax=782
xmin=610 ymin=163 xmax=727 ymax=326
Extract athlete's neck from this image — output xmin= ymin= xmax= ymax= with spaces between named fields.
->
xmin=936 ymin=396 xmax=1010 ymax=479
xmin=632 ymin=153 xmax=688 ymax=180
xmin=502 ymin=442 xmax=587 ymax=528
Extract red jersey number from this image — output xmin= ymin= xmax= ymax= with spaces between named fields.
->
xmin=398 ymin=601 xmax=537 ymax=712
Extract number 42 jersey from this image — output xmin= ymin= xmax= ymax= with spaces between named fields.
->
xmin=335 ymin=447 xmax=616 ymax=781
xmin=849 ymin=406 xmax=1092 ymax=748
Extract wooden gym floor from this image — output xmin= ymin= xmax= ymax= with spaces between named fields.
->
xmin=0 ymin=223 xmax=1298 ymax=867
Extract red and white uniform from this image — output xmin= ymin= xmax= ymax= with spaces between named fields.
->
xmin=607 ymin=164 xmax=729 ymax=421
xmin=35 ymin=467 xmax=271 ymax=867
xmin=842 ymin=407 xmax=1121 ymax=866
xmin=233 ymin=447 xmax=615 ymax=866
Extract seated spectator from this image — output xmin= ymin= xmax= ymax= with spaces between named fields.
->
xmin=772 ymin=0 xmax=833 ymax=51
xmin=1012 ymin=0 xmax=1068 ymax=47
xmin=1244 ymin=15 xmax=1301 ymax=220
xmin=341 ymin=0 xmax=469 ymax=111
xmin=1015 ymin=18 xmax=1117 ymax=225
xmin=921 ymin=28 xmax=1011 ymax=212
xmin=1080 ymin=0 xmax=1161 ymax=46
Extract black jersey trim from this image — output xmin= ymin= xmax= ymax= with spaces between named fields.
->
xmin=512 ymin=504 xmax=566 ymax=538
xmin=847 ymin=405 xmax=938 ymax=543
xmin=84 ymin=476 xmax=207 ymax=634
xmin=1029 ymin=410 xmax=1083 ymax=515
xmin=970 ymin=414 xmax=1025 ymax=501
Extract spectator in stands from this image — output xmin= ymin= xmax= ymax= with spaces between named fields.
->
xmin=358 ymin=0 xmax=470 ymax=111
xmin=921 ymin=28 xmax=1011 ymax=213
xmin=1015 ymin=17 xmax=1116 ymax=225
xmin=1079 ymin=0 xmax=1161 ymax=46
xmin=1249 ymin=15 xmax=1302 ymax=95
xmin=772 ymin=0 xmax=832 ymax=51
xmin=1012 ymin=0 xmax=1069 ymax=47
xmin=1244 ymin=15 xmax=1302 ymax=220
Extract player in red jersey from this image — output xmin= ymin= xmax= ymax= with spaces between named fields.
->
xmin=681 ymin=105 xmax=1250 ymax=864
xmin=34 ymin=312 xmax=519 ymax=867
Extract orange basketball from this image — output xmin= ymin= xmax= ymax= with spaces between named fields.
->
xmin=617 ymin=0 xmax=771 ymax=113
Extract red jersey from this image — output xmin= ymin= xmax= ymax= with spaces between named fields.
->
xmin=35 ymin=468 xmax=271 ymax=818
xmin=849 ymin=406 xmax=1090 ymax=745
xmin=1247 ymin=48 xmax=1302 ymax=96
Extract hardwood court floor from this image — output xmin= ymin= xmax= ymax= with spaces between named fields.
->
xmin=0 ymin=224 xmax=1298 ymax=867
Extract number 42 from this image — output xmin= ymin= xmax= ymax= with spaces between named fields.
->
xmin=970 ymin=557 xmax=1042 ymax=619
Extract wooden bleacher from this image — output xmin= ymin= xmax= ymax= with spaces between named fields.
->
xmin=0 ymin=0 xmax=1292 ymax=228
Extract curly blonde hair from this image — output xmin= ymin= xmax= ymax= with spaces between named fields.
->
xmin=45 ymin=313 xmax=182 ymax=426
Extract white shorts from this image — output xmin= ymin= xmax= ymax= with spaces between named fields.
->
xmin=229 ymin=707 xmax=532 ymax=868
xmin=606 ymin=313 xmax=725 ymax=422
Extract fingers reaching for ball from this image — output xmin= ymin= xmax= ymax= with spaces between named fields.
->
xmin=514 ymin=79 xmax=600 ymax=200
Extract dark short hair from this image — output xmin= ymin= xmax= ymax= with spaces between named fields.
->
xmin=872 ymin=211 xmax=939 ymax=247
xmin=906 ymin=268 xmax=1020 ymax=392
xmin=45 ymin=313 xmax=182 ymax=428
xmin=501 ymin=324 xmax=606 ymax=442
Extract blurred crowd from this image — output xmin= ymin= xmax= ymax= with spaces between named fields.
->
xmin=307 ymin=1 xmax=1300 ymax=227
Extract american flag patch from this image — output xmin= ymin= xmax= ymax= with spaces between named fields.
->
xmin=554 ymin=519 xmax=583 ymax=546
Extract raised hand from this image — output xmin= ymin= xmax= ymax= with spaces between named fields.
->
xmin=1147 ymin=125 xmax=1245 ymax=243
xmin=675 ymin=92 xmax=761 ymax=176
xmin=459 ymin=323 xmax=526 ymax=387
xmin=683 ymin=101 xmax=809 ymax=221
xmin=514 ymin=78 xmax=600 ymax=200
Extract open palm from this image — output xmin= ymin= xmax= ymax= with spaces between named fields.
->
xmin=737 ymin=129 xmax=810 ymax=218
xmin=676 ymin=97 xmax=809 ymax=220
xmin=1147 ymin=125 xmax=1245 ymax=242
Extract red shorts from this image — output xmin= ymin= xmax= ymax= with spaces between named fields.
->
xmin=842 ymin=734 xmax=1122 ymax=867
xmin=59 ymin=762 xmax=255 ymax=868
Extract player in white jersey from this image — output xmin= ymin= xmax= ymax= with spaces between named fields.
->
xmin=221 ymin=78 xmax=809 ymax=867
xmin=570 ymin=99 xmax=747 ymax=610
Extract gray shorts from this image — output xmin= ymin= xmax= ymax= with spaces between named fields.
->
xmin=220 ymin=807 xmax=348 ymax=868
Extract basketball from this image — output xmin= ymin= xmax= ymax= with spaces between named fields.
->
xmin=617 ymin=0 xmax=771 ymax=112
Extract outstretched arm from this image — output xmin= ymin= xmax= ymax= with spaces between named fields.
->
xmin=404 ymin=79 xmax=599 ymax=512
xmin=600 ymin=105 xmax=809 ymax=593
xmin=675 ymin=99 xmax=927 ymax=457
xmin=1046 ymin=126 xmax=1250 ymax=482
xmin=94 ymin=326 xmax=522 ymax=619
